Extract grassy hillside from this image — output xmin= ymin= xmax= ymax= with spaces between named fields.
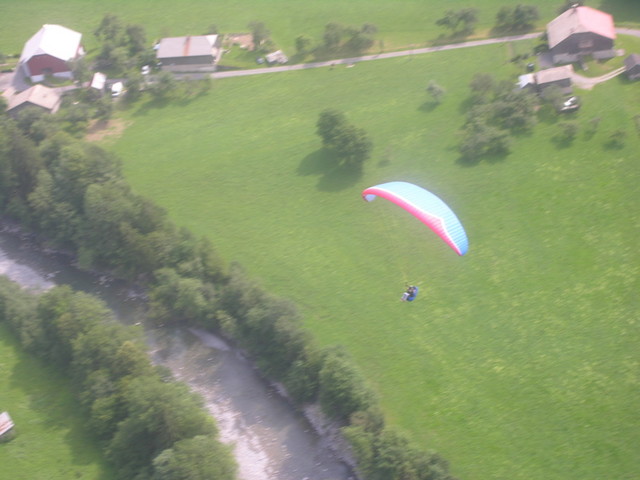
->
xmin=111 ymin=38 xmax=640 ymax=480
xmin=0 ymin=324 xmax=114 ymax=480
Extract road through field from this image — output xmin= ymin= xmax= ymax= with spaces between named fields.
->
xmin=212 ymin=32 xmax=542 ymax=79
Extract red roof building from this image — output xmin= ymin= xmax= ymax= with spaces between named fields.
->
xmin=547 ymin=6 xmax=616 ymax=64
xmin=19 ymin=24 xmax=84 ymax=83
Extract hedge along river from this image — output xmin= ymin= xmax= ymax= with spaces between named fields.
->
xmin=0 ymin=227 xmax=354 ymax=480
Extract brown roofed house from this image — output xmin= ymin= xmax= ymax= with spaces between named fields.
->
xmin=3 ymin=84 xmax=62 ymax=116
xmin=156 ymin=35 xmax=223 ymax=72
xmin=547 ymin=6 xmax=616 ymax=64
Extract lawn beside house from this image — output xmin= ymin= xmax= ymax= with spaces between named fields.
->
xmin=0 ymin=324 xmax=114 ymax=480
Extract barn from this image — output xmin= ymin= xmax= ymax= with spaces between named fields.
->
xmin=547 ymin=6 xmax=616 ymax=64
xmin=156 ymin=35 xmax=223 ymax=72
xmin=19 ymin=24 xmax=84 ymax=83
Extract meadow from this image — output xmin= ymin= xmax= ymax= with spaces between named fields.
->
xmin=1 ymin=2 xmax=639 ymax=479
xmin=2 ymin=0 xmax=639 ymax=56
xmin=0 ymin=324 xmax=114 ymax=480
xmin=109 ymin=32 xmax=640 ymax=480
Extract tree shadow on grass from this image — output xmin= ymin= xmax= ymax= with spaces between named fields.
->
xmin=537 ymin=104 xmax=560 ymax=125
xmin=297 ymin=149 xmax=363 ymax=192
xmin=418 ymin=100 xmax=440 ymax=113
xmin=455 ymin=150 xmax=509 ymax=167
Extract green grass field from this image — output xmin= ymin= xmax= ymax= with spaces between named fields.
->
xmin=110 ymin=37 xmax=640 ymax=480
xmin=0 ymin=324 xmax=114 ymax=480
xmin=2 ymin=2 xmax=640 ymax=479
xmin=2 ymin=0 xmax=639 ymax=56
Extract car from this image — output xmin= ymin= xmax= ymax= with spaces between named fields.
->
xmin=559 ymin=95 xmax=580 ymax=112
xmin=141 ymin=65 xmax=151 ymax=75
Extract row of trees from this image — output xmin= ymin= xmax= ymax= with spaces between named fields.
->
xmin=435 ymin=4 xmax=540 ymax=37
xmin=0 ymin=104 xmax=456 ymax=479
xmin=458 ymin=73 xmax=537 ymax=162
xmin=0 ymin=279 xmax=236 ymax=479
xmin=295 ymin=22 xmax=379 ymax=58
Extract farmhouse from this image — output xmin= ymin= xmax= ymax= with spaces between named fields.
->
xmin=19 ymin=24 xmax=84 ymax=83
xmin=3 ymin=84 xmax=62 ymax=116
xmin=624 ymin=53 xmax=640 ymax=80
xmin=547 ymin=6 xmax=616 ymax=64
xmin=156 ymin=35 xmax=223 ymax=72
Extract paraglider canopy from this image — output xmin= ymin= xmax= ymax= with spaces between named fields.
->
xmin=362 ymin=181 xmax=468 ymax=256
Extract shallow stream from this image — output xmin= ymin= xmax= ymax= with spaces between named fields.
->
xmin=0 ymin=228 xmax=353 ymax=480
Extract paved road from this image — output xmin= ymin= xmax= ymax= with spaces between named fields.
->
xmin=212 ymin=32 xmax=542 ymax=79
xmin=2 ymin=28 xmax=638 ymax=89
xmin=212 ymin=27 xmax=640 ymax=80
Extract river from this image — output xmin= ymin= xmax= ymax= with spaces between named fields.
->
xmin=0 ymin=228 xmax=353 ymax=480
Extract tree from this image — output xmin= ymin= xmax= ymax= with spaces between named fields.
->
xmin=316 ymin=109 xmax=372 ymax=167
xmin=469 ymin=73 xmax=495 ymax=101
xmin=426 ymin=80 xmax=446 ymax=104
xmin=318 ymin=349 xmax=376 ymax=421
xmin=607 ymin=129 xmax=627 ymax=149
xmin=295 ymin=35 xmax=312 ymax=55
xmin=459 ymin=119 xmax=511 ymax=161
xmin=316 ymin=109 xmax=347 ymax=147
xmin=248 ymin=21 xmax=270 ymax=50
xmin=152 ymin=435 xmax=236 ymax=480
xmin=94 ymin=13 xmax=124 ymax=44
xmin=435 ymin=10 xmax=461 ymax=32
xmin=150 ymin=71 xmax=177 ymax=100
xmin=436 ymin=8 xmax=478 ymax=35
xmin=557 ymin=0 xmax=584 ymax=14
xmin=125 ymin=24 xmax=147 ymax=55
xmin=495 ymin=5 xmax=539 ymax=32
xmin=323 ymin=23 xmax=344 ymax=50
xmin=556 ymin=121 xmax=579 ymax=144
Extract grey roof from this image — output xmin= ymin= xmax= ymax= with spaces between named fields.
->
xmin=4 ymin=84 xmax=62 ymax=113
xmin=156 ymin=35 xmax=219 ymax=59
xmin=624 ymin=53 xmax=640 ymax=69
xmin=535 ymin=65 xmax=574 ymax=84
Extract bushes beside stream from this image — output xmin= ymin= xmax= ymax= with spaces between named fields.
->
xmin=0 ymin=112 xmax=458 ymax=479
xmin=0 ymin=279 xmax=236 ymax=480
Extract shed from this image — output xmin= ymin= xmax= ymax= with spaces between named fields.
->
xmin=624 ymin=53 xmax=640 ymax=80
xmin=156 ymin=35 xmax=222 ymax=72
xmin=535 ymin=65 xmax=574 ymax=94
xmin=547 ymin=6 xmax=616 ymax=64
xmin=265 ymin=50 xmax=288 ymax=65
xmin=0 ymin=412 xmax=14 ymax=438
xmin=90 ymin=72 xmax=106 ymax=91
xmin=19 ymin=24 xmax=84 ymax=82
xmin=4 ymin=84 xmax=62 ymax=116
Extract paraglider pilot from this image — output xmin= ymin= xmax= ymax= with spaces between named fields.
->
xmin=401 ymin=285 xmax=419 ymax=302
